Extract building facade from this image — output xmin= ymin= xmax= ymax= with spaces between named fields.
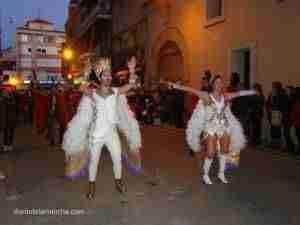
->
xmin=112 ymin=0 xmax=300 ymax=94
xmin=0 ymin=47 xmax=16 ymax=78
xmin=65 ymin=0 xmax=112 ymax=74
xmin=16 ymin=19 xmax=65 ymax=83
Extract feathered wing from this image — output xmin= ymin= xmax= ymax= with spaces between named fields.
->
xmin=186 ymin=100 xmax=207 ymax=152
xmin=225 ymin=106 xmax=246 ymax=153
xmin=117 ymin=94 xmax=142 ymax=153
xmin=62 ymin=95 xmax=94 ymax=156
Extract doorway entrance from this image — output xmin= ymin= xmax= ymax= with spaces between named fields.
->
xmin=157 ymin=41 xmax=184 ymax=82
xmin=231 ymin=48 xmax=251 ymax=89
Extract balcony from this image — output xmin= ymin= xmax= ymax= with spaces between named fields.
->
xmin=75 ymin=0 xmax=112 ymax=38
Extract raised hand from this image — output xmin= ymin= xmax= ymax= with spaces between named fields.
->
xmin=127 ymin=56 xmax=137 ymax=74
xmin=94 ymin=62 xmax=103 ymax=75
xmin=160 ymin=80 xmax=176 ymax=89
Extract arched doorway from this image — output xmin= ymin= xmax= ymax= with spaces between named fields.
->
xmin=157 ymin=41 xmax=186 ymax=128
xmin=157 ymin=41 xmax=184 ymax=82
xmin=149 ymin=27 xmax=190 ymax=87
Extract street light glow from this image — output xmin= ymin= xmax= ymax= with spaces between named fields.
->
xmin=9 ymin=77 xmax=19 ymax=86
xmin=63 ymin=48 xmax=73 ymax=60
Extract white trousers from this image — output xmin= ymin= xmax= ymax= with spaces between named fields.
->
xmin=88 ymin=128 xmax=122 ymax=182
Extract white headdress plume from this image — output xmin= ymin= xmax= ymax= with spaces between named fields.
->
xmin=82 ymin=60 xmax=92 ymax=81
xmin=95 ymin=57 xmax=111 ymax=75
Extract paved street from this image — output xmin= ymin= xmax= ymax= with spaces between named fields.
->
xmin=1 ymin=125 xmax=300 ymax=225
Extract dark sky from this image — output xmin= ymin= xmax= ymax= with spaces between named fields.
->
xmin=0 ymin=0 xmax=69 ymax=48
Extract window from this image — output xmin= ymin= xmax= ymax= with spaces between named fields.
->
xmin=21 ymin=34 xmax=28 ymax=42
xmin=204 ymin=0 xmax=225 ymax=27
xmin=56 ymin=37 xmax=65 ymax=44
xmin=47 ymin=36 xmax=55 ymax=43
xmin=28 ymin=48 xmax=32 ymax=53
xmin=37 ymin=36 xmax=44 ymax=43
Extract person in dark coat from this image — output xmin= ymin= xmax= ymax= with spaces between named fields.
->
xmin=266 ymin=82 xmax=291 ymax=150
xmin=0 ymin=75 xmax=18 ymax=152
xmin=250 ymin=83 xmax=265 ymax=145
xmin=172 ymin=79 xmax=185 ymax=128
xmin=291 ymin=87 xmax=300 ymax=154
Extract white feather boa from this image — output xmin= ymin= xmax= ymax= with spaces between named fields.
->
xmin=116 ymin=95 xmax=142 ymax=153
xmin=62 ymin=96 xmax=94 ymax=156
xmin=186 ymin=100 xmax=246 ymax=153
xmin=186 ymin=100 xmax=206 ymax=153
xmin=62 ymin=94 xmax=142 ymax=156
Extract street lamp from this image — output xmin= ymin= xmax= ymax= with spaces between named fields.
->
xmin=63 ymin=48 xmax=73 ymax=61
xmin=62 ymin=47 xmax=74 ymax=80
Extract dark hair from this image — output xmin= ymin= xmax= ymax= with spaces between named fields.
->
xmin=253 ymin=83 xmax=263 ymax=96
xmin=89 ymin=69 xmax=100 ymax=85
xmin=202 ymin=70 xmax=212 ymax=82
xmin=206 ymin=75 xmax=222 ymax=93
xmin=230 ymin=72 xmax=240 ymax=87
xmin=126 ymin=54 xmax=136 ymax=63
xmin=3 ymin=74 xmax=9 ymax=82
xmin=272 ymin=81 xmax=283 ymax=93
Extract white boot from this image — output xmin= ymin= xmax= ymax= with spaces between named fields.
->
xmin=203 ymin=158 xmax=213 ymax=184
xmin=218 ymin=154 xmax=228 ymax=184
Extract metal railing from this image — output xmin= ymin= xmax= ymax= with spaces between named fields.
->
xmin=75 ymin=0 xmax=111 ymax=37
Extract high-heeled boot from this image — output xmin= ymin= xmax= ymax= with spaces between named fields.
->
xmin=86 ymin=182 xmax=96 ymax=200
xmin=203 ymin=158 xmax=213 ymax=184
xmin=115 ymin=179 xmax=126 ymax=194
xmin=218 ymin=154 xmax=228 ymax=184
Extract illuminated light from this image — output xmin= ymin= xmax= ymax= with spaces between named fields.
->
xmin=73 ymin=79 xmax=81 ymax=85
xmin=63 ymin=48 xmax=73 ymax=60
xmin=24 ymin=80 xmax=31 ymax=84
xmin=9 ymin=77 xmax=19 ymax=86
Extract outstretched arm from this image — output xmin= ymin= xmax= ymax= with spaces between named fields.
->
xmin=225 ymin=90 xmax=257 ymax=101
xmin=118 ymin=83 xmax=138 ymax=95
xmin=166 ymin=82 xmax=209 ymax=102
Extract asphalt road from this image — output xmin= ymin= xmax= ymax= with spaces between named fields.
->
xmin=0 ymin=125 xmax=299 ymax=225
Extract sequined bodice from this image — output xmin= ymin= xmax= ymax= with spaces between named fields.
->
xmin=205 ymin=95 xmax=229 ymax=127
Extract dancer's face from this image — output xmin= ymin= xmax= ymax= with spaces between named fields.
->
xmin=202 ymin=77 xmax=209 ymax=88
xmin=213 ymin=77 xmax=223 ymax=93
xmin=101 ymin=71 xmax=112 ymax=87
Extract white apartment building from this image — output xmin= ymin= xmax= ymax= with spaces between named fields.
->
xmin=16 ymin=19 xmax=65 ymax=83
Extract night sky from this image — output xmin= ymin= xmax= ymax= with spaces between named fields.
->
xmin=0 ymin=0 xmax=69 ymax=48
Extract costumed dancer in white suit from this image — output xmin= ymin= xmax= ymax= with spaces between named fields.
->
xmin=167 ymin=75 xmax=256 ymax=184
xmin=63 ymin=57 xmax=141 ymax=200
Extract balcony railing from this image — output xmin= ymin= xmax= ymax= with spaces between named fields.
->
xmin=75 ymin=0 xmax=112 ymax=37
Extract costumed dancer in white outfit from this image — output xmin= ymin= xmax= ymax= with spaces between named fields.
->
xmin=167 ymin=75 xmax=256 ymax=184
xmin=63 ymin=57 xmax=141 ymax=200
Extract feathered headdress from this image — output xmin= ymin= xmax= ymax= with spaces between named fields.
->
xmin=82 ymin=60 xmax=92 ymax=81
xmin=95 ymin=57 xmax=111 ymax=76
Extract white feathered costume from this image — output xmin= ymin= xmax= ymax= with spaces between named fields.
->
xmin=186 ymin=99 xmax=246 ymax=154
xmin=62 ymin=92 xmax=142 ymax=178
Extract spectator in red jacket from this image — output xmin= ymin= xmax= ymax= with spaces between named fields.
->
xmin=0 ymin=75 xmax=18 ymax=152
